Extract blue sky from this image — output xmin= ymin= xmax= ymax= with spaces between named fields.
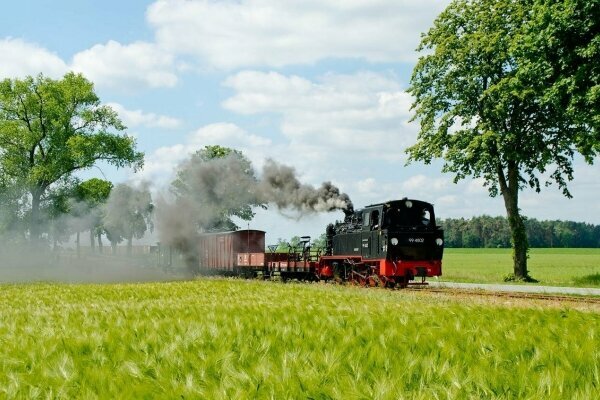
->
xmin=2 ymin=0 xmax=598 ymax=243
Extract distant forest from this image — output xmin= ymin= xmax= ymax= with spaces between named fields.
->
xmin=440 ymin=216 xmax=600 ymax=248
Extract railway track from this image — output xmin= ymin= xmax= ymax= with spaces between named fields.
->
xmin=406 ymin=286 xmax=600 ymax=304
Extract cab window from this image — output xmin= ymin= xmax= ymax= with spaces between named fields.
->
xmin=421 ymin=209 xmax=431 ymax=226
xmin=371 ymin=210 xmax=380 ymax=229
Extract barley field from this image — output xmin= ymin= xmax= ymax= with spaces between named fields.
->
xmin=0 ymin=279 xmax=598 ymax=399
xmin=442 ymin=248 xmax=600 ymax=286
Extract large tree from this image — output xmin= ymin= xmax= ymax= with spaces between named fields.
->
xmin=0 ymin=72 xmax=143 ymax=243
xmin=407 ymin=0 xmax=599 ymax=279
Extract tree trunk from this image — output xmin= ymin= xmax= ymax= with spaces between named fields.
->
xmin=76 ymin=231 xmax=81 ymax=258
xmin=111 ymin=241 xmax=117 ymax=255
xmin=127 ymin=237 xmax=133 ymax=256
xmin=497 ymin=162 xmax=529 ymax=279
xmin=90 ymin=229 xmax=95 ymax=253
xmin=506 ymin=206 xmax=528 ymax=278
xmin=97 ymin=232 xmax=103 ymax=253
xmin=30 ymin=188 xmax=42 ymax=244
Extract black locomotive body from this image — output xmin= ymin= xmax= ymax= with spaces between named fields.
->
xmin=320 ymin=198 xmax=443 ymax=286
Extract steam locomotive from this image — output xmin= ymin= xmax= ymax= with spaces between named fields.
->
xmin=162 ymin=198 xmax=443 ymax=288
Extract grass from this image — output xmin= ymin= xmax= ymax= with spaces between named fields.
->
xmin=441 ymin=248 xmax=600 ymax=287
xmin=0 ymin=279 xmax=599 ymax=399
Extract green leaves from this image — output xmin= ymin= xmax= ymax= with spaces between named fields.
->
xmin=408 ymin=0 xmax=598 ymax=191
xmin=0 ymin=73 xmax=144 ymax=241
xmin=104 ymin=183 xmax=154 ymax=246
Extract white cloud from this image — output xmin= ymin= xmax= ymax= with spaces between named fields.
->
xmin=223 ymin=70 xmax=416 ymax=161
xmin=136 ymin=123 xmax=274 ymax=185
xmin=355 ymin=178 xmax=377 ymax=194
xmin=466 ymin=178 xmax=488 ymax=195
xmin=0 ymin=37 xmax=178 ymax=91
xmin=402 ymin=175 xmax=428 ymax=191
xmin=147 ymin=0 xmax=449 ymax=69
xmin=71 ymin=40 xmax=178 ymax=90
xmin=132 ymin=144 xmax=190 ymax=186
xmin=0 ymin=38 xmax=68 ymax=79
xmin=435 ymin=195 xmax=458 ymax=207
xmin=401 ymin=174 xmax=451 ymax=198
xmin=107 ymin=102 xmax=182 ymax=129
xmin=189 ymin=123 xmax=272 ymax=148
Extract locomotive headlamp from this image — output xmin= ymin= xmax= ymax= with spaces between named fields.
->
xmin=391 ymin=238 xmax=399 ymax=245
xmin=436 ymin=238 xmax=444 ymax=246
xmin=405 ymin=200 xmax=413 ymax=208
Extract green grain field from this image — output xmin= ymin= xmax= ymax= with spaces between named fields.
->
xmin=1 ymin=279 xmax=598 ymax=399
xmin=442 ymin=248 xmax=600 ymax=286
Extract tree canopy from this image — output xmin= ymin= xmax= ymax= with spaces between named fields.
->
xmin=0 ymin=72 xmax=144 ymax=243
xmin=407 ymin=0 xmax=599 ymax=279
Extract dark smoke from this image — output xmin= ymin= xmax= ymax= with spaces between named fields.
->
xmin=258 ymin=160 xmax=354 ymax=213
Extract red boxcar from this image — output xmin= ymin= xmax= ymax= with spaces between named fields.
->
xmin=197 ymin=230 xmax=265 ymax=273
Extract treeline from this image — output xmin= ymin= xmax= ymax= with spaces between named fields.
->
xmin=441 ymin=216 xmax=600 ymax=248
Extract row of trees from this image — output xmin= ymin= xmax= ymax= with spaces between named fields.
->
xmin=441 ymin=216 xmax=600 ymax=248
xmin=1 ymin=174 xmax=154 ymax=255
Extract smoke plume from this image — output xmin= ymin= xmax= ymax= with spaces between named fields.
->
xmin=156 ymin=155 xmax=353 ymax=273
xmin=257 ymin=160 xmax=353 ymax=213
